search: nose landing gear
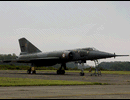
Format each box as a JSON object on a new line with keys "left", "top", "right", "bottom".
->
{"left": 91, "top": 60, "right": 102, "bottom": 76}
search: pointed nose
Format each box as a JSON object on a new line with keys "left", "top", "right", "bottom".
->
{"left": 89, "top": 51, "right": 116, "bottom": 60}
{"left": 87, "top": 50, "right": 129, "bottom": 60}
{"left": 97, "top": 51, "right": 115, "bottom": 58}
{"left": 100, "top": 52, "right": 129, "bottom": 58}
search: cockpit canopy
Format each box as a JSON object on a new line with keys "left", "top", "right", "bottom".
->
{"left": 81, "top": 47, "right": 98, "bottom": 51}
{"left": 70, "top": 47, "right": 98, "bottom": 52}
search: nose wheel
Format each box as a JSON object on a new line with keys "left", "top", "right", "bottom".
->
{"left": 91, "top": 60, "right": 102, "bottom": 76}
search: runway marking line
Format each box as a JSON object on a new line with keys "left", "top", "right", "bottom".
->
{"left": 2, "top": 92, "right": 130, "bottom": 99}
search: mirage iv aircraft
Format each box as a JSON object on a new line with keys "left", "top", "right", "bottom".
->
{"left": 3, "top": 37, "right": 129, "bottom": 76}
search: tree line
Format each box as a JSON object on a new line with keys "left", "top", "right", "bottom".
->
{"left": 0, "top": 53, "right": 17, "bottom": 60}
{"left": 98, "top": 61, "right": 130, "bottom": 71}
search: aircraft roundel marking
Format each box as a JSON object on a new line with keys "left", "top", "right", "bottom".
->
{"left": 62, "top": 53, "right": 66, "bottom": 58}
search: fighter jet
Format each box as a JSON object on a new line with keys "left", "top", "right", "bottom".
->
{"left": 3, "top": 37, "right": 129, "bottom": 76}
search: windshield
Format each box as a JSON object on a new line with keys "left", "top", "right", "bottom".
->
{"left": 82, "top": 47, "right": 98, "bottom": 51}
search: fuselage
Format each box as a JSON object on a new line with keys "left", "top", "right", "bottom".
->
{"left": 17, "top": 47, "right": 115, "bottom": 66}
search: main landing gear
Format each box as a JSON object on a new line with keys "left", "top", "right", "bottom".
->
{"left": 80, "top": 63, "right": 85, "bottom": 76}
{"left": 57, "top": 63, "right": 66, "bottom": 75}
{"left": 27, "top": 63, "right": 36, "bottom": 74}
{"left": 75, "top": 61, "right": 85, "bottom": 76}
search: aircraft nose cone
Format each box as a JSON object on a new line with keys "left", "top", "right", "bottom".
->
{"left": 89, "top": 51, "right": 116, "bottom": 59}
{"left": 88, "top": 50, "right": 129, "bottom": 60}
{"left": 100, "top": 51, "right": 115, "bottom": 57}
{"left": 97, "top": 51, "right": 129, "bottom": 59}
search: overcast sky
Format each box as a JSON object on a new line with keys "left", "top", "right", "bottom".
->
{"left": 0, "top": 1, "right": 130, "bottom": 66}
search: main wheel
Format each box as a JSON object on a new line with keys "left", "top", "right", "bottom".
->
{"left": 61, "top": 70, "right": 65, "bottom": 74}
{"left": 57, "top": 70, "right": 60, "bottom": 74}
{"left": 80, "top": 72, "right": 84, "bottom": 76}
{"left": 27, "top": 69, "right": 31, "bottom": 74}
{"left": 57, "top": 70, "right": 65, "bottom": 75}
{"left": 30, "top": 70, "right": 36, "bottom": 74}
{"left": 33, "top": 70, "right": 36, "bottom": 74}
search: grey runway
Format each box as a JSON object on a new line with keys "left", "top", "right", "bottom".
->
{"left": 0, "top": 70, "right": 130, "bottom": 85}
{"left": 1, "top": 85, "right": 130, "bottom": 99}
{"left": 0, "top": 70, "right": 130, "bottom": 99}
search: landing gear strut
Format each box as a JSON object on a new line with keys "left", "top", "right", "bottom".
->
{"left": 57, "top": 63, "right": 66, "bottom": 75}
{"left": 91, "top": 60, "right": 101, "bottom": 76}
{"left": 27, "top": 63, "right": 36, "bottom": 74}
{"left": 80, "top": 63, "right": 85, "bottom": 76}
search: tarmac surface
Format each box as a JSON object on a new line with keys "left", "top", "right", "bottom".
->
{"left": 0, "top": 70, "right": 130, "bottom": 99}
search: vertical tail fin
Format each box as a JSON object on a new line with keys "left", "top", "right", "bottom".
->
{"left": 19, "top": 37, "right": 41, "bottom": 55}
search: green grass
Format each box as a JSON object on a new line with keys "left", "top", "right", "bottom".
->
{"left": 0, "top": 77, "right": 108, "bottom": 87}
{"left": 101, "top": 71, "right": 130, "bottom": 74}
